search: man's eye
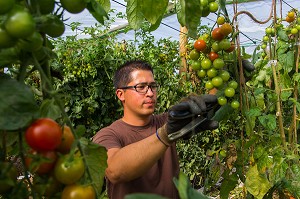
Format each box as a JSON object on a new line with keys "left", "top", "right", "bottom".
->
{"left": 136, "top": 85, "right": 146, "bottom": 89}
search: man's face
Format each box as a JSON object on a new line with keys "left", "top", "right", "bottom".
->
{"left": 117, "top": 70, "right": 157, "bottom": 118}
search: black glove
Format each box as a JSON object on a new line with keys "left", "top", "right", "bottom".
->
{"left": 157, "top": 94, "right": 219, "bottom": 146}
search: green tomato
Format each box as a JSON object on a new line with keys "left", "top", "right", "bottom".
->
{"left": 205, "top": 80, "right": 214, "bottom": 90}
{"left": 60, "top": 0, "right": 87, "bottom": 14}
{"left": 211, "top": 41, "right": 220, "bottom": 52}
{"left": 211, "top": 76, "right": 223, "bottom": 87}
{"left": 228, "top": 80, "right": 238, "bottom": 89}
{"left": 224, "top": 87, "right": 235, "bottom": 97}
{"left": 219, "top": 39, "right": 231, "bottom": 50}
{"left": 209, "top": 2, "right": 219, "bottom": 12}
{"left": 189, "top": 49, "right": 200, "bottom": 60}
{"left": 54, "top": 154, "right": 85, "bottom": 185}
{"left": 4, "top": 6, "right": 36, "bottom": 39}
{"left": 201, "top": 58, "right": 212, "bottom": 70}
{"left": 206, "top": 68, "right": 218, "bottom": 78}
{"left": 0, "top": 27, "right": 16, "bottom": 48}
{"left": 231, "top": 100, "right": 240, "bottom": 109}
{"left": 213, "top": 58, "right": 225, "bottom": 69}
{"left": 191, "top": 60, "right": 201, "bottom": 70}
{"left": 19, "top": 32, "right": 44, "bottom": 52}
{"left": 218, "top": 96, "right": 227, "bottom": 105}
{"left": 219, "top": 70, "right": 230, "bottom": 82}
{"left": 197, "top": 69, "right": 206, "bottom": 78}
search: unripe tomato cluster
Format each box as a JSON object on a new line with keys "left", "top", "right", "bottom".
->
{"left": 259, "top": 10, "right": 300, "bottom": 59}
{"left": 0, "top": 0, "right": 87, "bottom": 60}
{"left": 188, "top": 18, "right": 240, "bottom": 109}
{"left": 24, "top": 118, "right": 95, "bottom": 198}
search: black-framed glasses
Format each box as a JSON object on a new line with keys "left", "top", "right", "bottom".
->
{"left": 118, "top": 83, "right": 160, "bottom": 94}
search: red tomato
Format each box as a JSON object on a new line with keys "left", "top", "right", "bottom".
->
{"left": 25, "top": 118, "right": 62, "bottom": 151}
{"left": 208, "top": 52, "right": 219, "bottom": 61}
{"left": 194, "top": 39, "right": 206, "bottom": 52}
{"left": 25, "top": 150, "right": 57, "bottom": 175}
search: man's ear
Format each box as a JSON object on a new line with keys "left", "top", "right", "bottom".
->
{"left": 116, "top": 89, "right": 125, "bottom": 102}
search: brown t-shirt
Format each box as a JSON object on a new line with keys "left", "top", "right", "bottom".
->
{"left": 93, "top": 113, "right": 180, "bottom": 199}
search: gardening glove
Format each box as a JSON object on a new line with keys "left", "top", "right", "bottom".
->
{"left": 157, "top": 94, "right": 219, "bottom": 146}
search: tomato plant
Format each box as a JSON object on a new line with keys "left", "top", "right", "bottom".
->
{"left": 54, "top": 154, "right": 85, "bottom": 185}
{"left": 0, "top": 162, "right": 18, "bottom": 194}
{"left": 19, "top": 32, "right": 44, "bottom": 52}
{"left": 61, "top": 184, "right": 96, "bottom": 199}
{"left": 25, "top": 118, "right": 62, "bottom": 151}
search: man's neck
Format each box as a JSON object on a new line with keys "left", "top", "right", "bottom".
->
{"left": 122, "top": 114, "right": 152, "bottom": 126}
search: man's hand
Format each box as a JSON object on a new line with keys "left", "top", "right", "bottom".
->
{"left": 157, "top": 94, "right": 219, "bottom": 146}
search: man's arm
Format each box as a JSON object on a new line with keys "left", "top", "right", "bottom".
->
{"left": 105, "top": 133, "right": 168, "bottom": 184}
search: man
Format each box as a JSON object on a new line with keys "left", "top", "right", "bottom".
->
{"left": 93, "top": 60, "right": 218, "bottom": 199}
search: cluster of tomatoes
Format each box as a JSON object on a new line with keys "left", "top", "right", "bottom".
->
{"left": 24, "top": 118, "right": 95, "bottom": 198}
{"left": 189, "top": 16, "right": 240, "bottom": 109}
{"left": 0, "top": 0, "right": 86, "bottom": 59}
{"left": 258, "top": 10, "right": 300, "bottom": 60}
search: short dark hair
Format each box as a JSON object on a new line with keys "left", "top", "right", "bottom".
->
{"left": 113, "top": 60, "right": 154, "bottom": 89}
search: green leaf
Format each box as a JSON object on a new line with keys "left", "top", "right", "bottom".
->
{"left": 220, "top": 171, "right": 238, "bottom": 199}
{"left": 258, "top": 114, "right": 276, "bottom": 130}
{"left": 80, "top": 138, "right": 107, "bottom": 197}
{"left": 185, "top": 0, "right": 202, "bottom": 38}
{"left": 126, "top": 0, "right": 144, "bottom": 30}
{"left": 140, "top": 0, "right": 168, "bottom": 25}
{"left": 173, "top": 171, "right": 210, "bottom": 199}
{"left": 176, "top": 0, "right": 185, "bottom": 26}
{"left": 95, "top": 0, "right": 111, "bottom": 13}
{"left": 149, "top": 15, "right": 163, "bottom": 31}
{"left": 125, "top": 194, "right": 169, "bottom": 199}
{"left": 0, "top": 74, "right": 39, "bottom": 131}
{"left": 87, "top": 0, "right": 109, "bottom": 24}
{"left": 219, "top": 0, "right": 228, "bottom": 17}
{"left": 212, "top": 104, "right": 234, "bottom": 122}
{"left": 278, "top": 51, "right": 294, "bottom": 73}
{"left": 39, "top": 98, "right": 61, "bottom": 120}
{"left": 245, "top": 165, "right": 272, "bottom": 199}
{"left": 277, "top": 28, "right": 289, "bottom": 42}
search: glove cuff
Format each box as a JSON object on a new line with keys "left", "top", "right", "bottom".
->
{"left": 157, "top": 125, "right": 172, "bottom": 147}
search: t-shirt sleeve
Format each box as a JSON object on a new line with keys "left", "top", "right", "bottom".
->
{"left": 92, "top": 127, "right": 122, "bottom": 150}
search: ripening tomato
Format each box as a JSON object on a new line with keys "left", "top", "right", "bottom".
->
{"left": 208, "top": 51, "right": 219, "bottom": 61}
{"left": 220, "top": 23, "right": 233, "bottom": 36}
{"left": 194, "top": 39, "right": 207, "bottom": 52}
{"left": 54, "top": 154, "right": 85, "bottom": 185}
{"left": 211, "top": 27, "right": 224, "bottom": 41}
{"left": 25, "top": 150, "right": 57, "bottom": 175}
{"left": 61, "top": 184, "right": 96, "bottom": 199}
{"left": 57, "top": 125, "right": 75, "bottom": 154}
{"left": 25, "top": 118, "right": 62, "bottom": 151}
